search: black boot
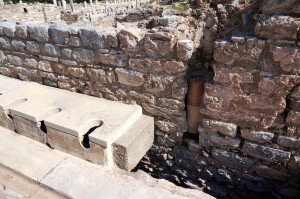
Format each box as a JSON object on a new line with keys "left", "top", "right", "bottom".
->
{"left": 183, "top": 131, "right": 199, "bottom": 143}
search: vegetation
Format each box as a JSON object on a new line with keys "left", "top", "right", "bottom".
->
{"left": 149, "top": 0, "right": 155, "bottom": 4}
{"left": 171, "top": 2, "right": 190, "bottom": 13}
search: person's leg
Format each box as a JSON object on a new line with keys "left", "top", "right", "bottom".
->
{"left": 183, "top": 78, "right": 205, "bottom": 143}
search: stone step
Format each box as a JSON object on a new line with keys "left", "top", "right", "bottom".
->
{"left": 0, "top": 75, "right": 153, "bottom": 169}
{"left": 0, "top": 126, "right": 215, "bottom": 199}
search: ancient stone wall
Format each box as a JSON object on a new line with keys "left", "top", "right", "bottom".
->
{"left": 0, "top": 20, "right": 197, "bottom": 149}
{"left": 0, "top": 0, "right": 299, "bottom": 198}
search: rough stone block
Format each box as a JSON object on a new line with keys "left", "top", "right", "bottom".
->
{"left": 0, "top": 50, "right": 6, "bottom": 63}
{"left": 129, "top": 58, "right": 162, "bottom": 72}
{"left": 163, "top": 61, "right": 187, "bottom": 74}
{"left": 241, "top": 129, "right": 274, "bottom": 143}
{"left": 286, "top": 111, "right": 300, "bottom": 126}
{"left": 50, "top": 26, "right": 70, "bottom": 45}
{"left": 47, "top": 127, "right": 106, "bottom": 165}
{"left": 212, "top": 148, "right": 254, "bottom": 168}
{"left": 271, "top": 45, "right": 300, "bottom": 74}
{"left": 41, "top": 44, "right": 62, "bottom": 57}
{"left": 113, "top": 115, "right": 154, "bottom": 171}
{"left": 2, "top": 23, "right": 15, "bottom": 37}
{"left": 277, "top": 136, "right": 300, "bottom": 148}
{"left": 242, "top": 141, "right": 291, "bottom": 163}
{"left": 255, "top": 16, "right": 300, "bottom": 41}
{"left": 144, "top": 75, "right": 174, "bottom": 93}
{"left": 210, "top": 134, "right": 241, "bottom": 149}
{"left": 203, "top": 119, "right": 237, "bottom": 137}
{"left": 13, "top": 115, "right": 46, "bottom": 144}
{"left": 27, "top": 25, "right": 49, "bottom": 42}
{"left": 256, "top": 165, "right": 289, "bottom": 181}
{"left": 15, "top": 25, "right": 28, "bottom": 39}
{"left": 0, "top": 37, "right": 11, "bottom": 50}
{"left": 69, "top": 36, "right": 82, "bottom": 47}
{"left": 176, "top": 39, "right": 194, "bottom": 60}
{"left": 11, "top": 40, "right": 25, "bottom": 52}
{"left": 72, "top": 48, "right": 95, "bottom": 64}
{"left": 115, "top": 68, "right": 144, "bottom": 87}
{"left": 7, "top": 55, "right": 23, "bottom": 66}
{"left": 144, "top": 32, "right": 174, "bottom": 57}
{"left": 79, "top": 29, "right": 106, "bottom": 49}
{"left": 97, "top": 54, "right": 128, "bottom": 67}
{"left": 26, "top": 41, "right": 40, "bottom": 54}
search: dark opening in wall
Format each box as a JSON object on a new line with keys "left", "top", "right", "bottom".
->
{"left": 23, "top": 8, "right": 28, "bottom": 13}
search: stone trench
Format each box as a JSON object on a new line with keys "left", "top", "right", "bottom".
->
{"left": 0, "top": 0, "right": 300, "bottom": 198}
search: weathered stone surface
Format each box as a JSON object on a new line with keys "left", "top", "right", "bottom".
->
{"left": 50, "top": 26, "right": 70, "bottom": 45}
{"left": 15, "top": 25, "right": 27, "bottom": 39}
{"left": 128, "top": 91, "right": 155, "bottom": 104}
{"left": 142, "top": 103, "right": 186, "bottom": 119}
{"left": 0, "top": 50, "right": 6, "bottom": 63}
{"left": 0, "top": 37, "right": 11, "bottom": 50}
{"left": 7, "top": 55, "right": 23, "bottom": 66}
{"left": 115, "top": 68, "right": 144, "bottom": 87}
{"left": 72, "top": 48, "right": 95, "bottom": 64}
{"left": 13, "top": 115, "right": 46, "bottom": 144}
{"left": 214, "top": 39, "right": 264, "bottom": 65}
{"left": 172, "top": 77, "right": 187, "bottom": 100}
{"left": 241, "top": 129, "right": 274, "bottom": 143}
{"left": 1, "top": 23, "right": 15, "bottom": 37}
{"left": 256, "top": 165, "right": 289, "bottom": 181}
{"left": 144, "top": 75, "right": 173, "bottom": 93}
{"left": 277, "top": 136, "right": 300, "bottom": 148}
{"left": 158, "top": 16, "right": 180, "bottom": 28}
{"left": 155, "top": 120, "right": 177, "bottom": 133}
{"left": 24, "top": 58, "right": 38, "bottom": 69}
{"left": 212, "top": 148, "right": 254, "bottom": 168}
{"left": 69, "top": 36, "right": 82, "bottom": 47}
{"left": 203, "top": 119, "right": 237, "bottom": 137}
{"left": 11, "top": 40, "right": 25, "bottom": 52}
{"left": 68, "top": 67, "right": 85, "bottom": 78}
{"left": 62, "top": 48, "right": 73, "bottom": 59}
{"left": 144, "top": 32, "right": 175, "bottom": 57}
{"left": 255, "top": 16, "right": 300, "bottom": 41}
{"left": 129, "top": 58, "right": 162, "bottom": 72}
{"left": 163, "top": 61, "right": 187, "bottom": 75}
{"left": 26, "top": 41, "right": 40, "bottom": 54}
{"left": 118, "top": 29, "right": 142, "bottom": 53}
{"left": 113, "top": 115, "right": 154, "bottom": 171}
{"left": 261, "top": 0, "right": 300, "bottom": 14}
{"left": 0, "top": 110, "right": 14, "bottom": 131}
{"left": 41, "top": 44, "right": 62, "bottom": 57}
{"left": 271, "top": 45, "right": 300, "bottom": 74}
{"left": 79, "top": 29, "right": 106, "bottom": 49}
{"left": 97, "top": 54, "right": 128, "bottom": 67}
{"left": 210, "top": 134, "right": 241, "bottom": 149}
{"left": 158, "top": 98, "right": 185, "bottom": 110}
{"left": 258, "top": 78, "right": 276, "bottom": 95}
{"left": 27, "top": 25, "right": 49, "bottom": 42}
{"left": 86, "top": 68, "right": 107, "bottom": 83}
{"left": 38, "top": 61, "right": 53, "bottom": 72}
{"left": 213, "top": 67, "right": 253, "bottom": 84}
{"left": 47, "top": 127, "right": 106, "bottom": 165}
{"left": 286, "top": 111, "right": 300, "bottom": 125}
{"left": 203, "top": 77, "right": 299, "bottom": 129}
{"left": 177, "top": 40, "right": 194, "bottom": 60}
{"left": 242, "top": 141, "right": 291, "bottom": 163}
{"left": 59, "top": 59, "right": 77, "bottom": 66}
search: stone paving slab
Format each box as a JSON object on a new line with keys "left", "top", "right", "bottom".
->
{"left": 0, "top": 126, "right": 67, "bottom": 182}
{"left": 0, "top": 76, "right": 27, "bottom": 95}
{"left": 0, "top": 126, "right": 215, "bottom": 199}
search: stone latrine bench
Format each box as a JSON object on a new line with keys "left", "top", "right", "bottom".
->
{"left": 0, "top": 75, "right": 154, "bottom": 171}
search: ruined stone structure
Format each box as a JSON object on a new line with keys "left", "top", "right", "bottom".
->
{"left": 0, "top": 0, "right": 299, "bottom": 198}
